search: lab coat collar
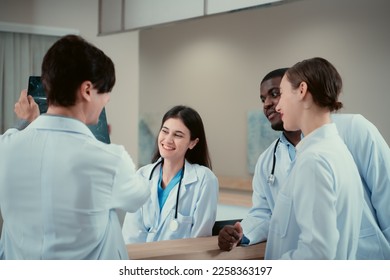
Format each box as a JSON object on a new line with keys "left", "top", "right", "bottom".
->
{"left": 182, "top": 160, "right": 198, "bottom": 186}
{"left": 28, "top": 114, "right": 96, "bottom": 140}
{"left": 279, "top": 132, "right": 293, "bottom": 146}
{"left": 146, "top": 157, "right": 198, "bottom": 186}
{"left": 296, "top": 123, "right": 338, "bottom": 152}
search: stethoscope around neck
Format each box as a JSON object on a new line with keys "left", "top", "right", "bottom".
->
{"left": 267, "top": 138, "right": 280, "bottom": 186}
{"left": 148, "top": 159, "right": 185, "bottom": 232}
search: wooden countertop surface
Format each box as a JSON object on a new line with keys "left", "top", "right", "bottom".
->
{"left": 127, "top": 236, "right": 265, "bottom": 260}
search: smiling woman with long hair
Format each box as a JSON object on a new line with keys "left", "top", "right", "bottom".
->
{"left": 122, "top": 105, "right": 219, "bottom": 243}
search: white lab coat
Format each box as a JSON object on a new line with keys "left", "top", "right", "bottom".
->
{"left": 240, "top": 133, "right": 293, "bottom": 244}
{"left": 0, "top": 115, "right": 150, "bottom": 259}
{"left": 122, "top": 158, "right": 219, "bottom": 244}
{"left": 332, "top": 114, "right": 390, "bottom": 259}
{"left": 241, "top": 114, "right": 390, "bottom": 259}
{"left": 265, "top": 123, "right": 363, "bottom": 259}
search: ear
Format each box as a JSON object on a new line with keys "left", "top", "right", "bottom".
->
{"left": 298, "top": 81, "right": 308, "bottom": 101}
{"left": 189, "top": 138, "right": 199, "bottom": 150}
{"left": 79, "top": 81, "right": 93, "bottom": 102}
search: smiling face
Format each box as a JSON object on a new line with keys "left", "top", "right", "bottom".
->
{"left": 276, "top": 75, "right": 303, "bottom": 132}
{"left": 158, "top": 117, "right": 198, "bottom": 163}
{"left": 260, "top": 77, "right": 284, "bottom": 131}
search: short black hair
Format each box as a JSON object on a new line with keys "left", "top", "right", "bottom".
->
{"left": 261, "top": 68, "right": 289, "bottom": 85}
{"left": 41, "top": 35, "right": 115, "bottom": 107}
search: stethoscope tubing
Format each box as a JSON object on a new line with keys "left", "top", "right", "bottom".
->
{"left": 268, "top": 138, "right": 280, "bottom": 186}
{"left": 149, "top": 159, "right": 184, "bottom": 220}
{"left": 271, "top": 138, "right": 280, "bottom": 176}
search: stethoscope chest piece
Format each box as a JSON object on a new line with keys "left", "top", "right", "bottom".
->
{"left": 169, "top": 219, "right": 179, "bottom": 232}
{"left": 267, "top": 174, "right": 275, "bottom": 185}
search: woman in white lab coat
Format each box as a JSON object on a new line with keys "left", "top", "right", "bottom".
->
{"left": 122, "top": 105, "right": 219, "bottom": 243}
{"left": 266, "top": 57, "right": 365, "bottom": 259}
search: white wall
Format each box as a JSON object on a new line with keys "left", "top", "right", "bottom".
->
{"left": 1, "top": 0, "right": 389, "bottom": 178}
{"left": 139, "top": 0, "right": 390, "bottom": 178}
{"left": 1, "top": 0, "right": 389, "bottom": 232}
{"left": 0, "top": 0, "right": 140, "bottom": 163}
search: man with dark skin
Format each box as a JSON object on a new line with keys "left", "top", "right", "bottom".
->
{"left": 218, "top": 68, "right": 301, "bottom": 251}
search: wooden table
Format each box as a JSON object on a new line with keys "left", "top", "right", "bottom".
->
{"left": 127, "top": 236, "right": 266, "bottom": 260}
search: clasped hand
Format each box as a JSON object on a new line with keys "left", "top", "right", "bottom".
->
{"left": 218, "top": 221, "right": 243, "bottom": 251}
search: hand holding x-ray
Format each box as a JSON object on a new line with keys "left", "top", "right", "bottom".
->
{"left": 14, "top": 89, "right": 39, "bottom": 122}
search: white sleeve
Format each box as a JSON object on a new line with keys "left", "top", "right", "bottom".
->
{"left": 240, "top": 153, "right": 272, "bottom": 244}
{"left": 190, "top": 170, "right": 219, "bottom": 238}
{"left": 350, "top": 115, "right": 390, "bottom": 242}
{"left": 121, "top": 209, "right": 148, "bottom": 244}
{"left": 111, "top": 151, "right": 150, "bottom": 212}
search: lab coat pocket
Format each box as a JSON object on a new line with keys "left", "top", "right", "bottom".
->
{"left": 356, "top": 226, "right": 385, "bottom": 260}
{"left": 169, "top": 213, "right": 193, "bottom": 238}
{"left": 269, "top": 192, "right": 292, "bottom": 239}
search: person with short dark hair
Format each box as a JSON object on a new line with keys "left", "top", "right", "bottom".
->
{"left": 0, "top": 35, "right": 150, "bottom": 259}
{"left": 218, "top": 68, "right": 301, "bottom": 249}
{"left": 122, "top": 105, "right": 219, "bottom": 243}
{"left": 219, "top": 63, "right": 390, "bottom": 259}
{"left": 265, "top": 57, "right": 362, "bottom": 259}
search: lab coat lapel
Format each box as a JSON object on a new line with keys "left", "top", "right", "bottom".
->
{"left": 149, "top": 177, "right": 160, "bottom": 228}
{"left": 147, "top": 163, "right": 161, "bottom": 229}
{"left": 157, "top": 160, "right": 197, "bottom": 230}
{"left": 158, "top": 184, "right": 179, "bottom": 226}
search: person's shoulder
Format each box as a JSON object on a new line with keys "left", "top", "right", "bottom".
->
{"left": 251, "top": 136, "right": 282, "bottom": 173}
{"left": 332, "top": 113, "right": 370, "bottom": 127}
{"left": 257, "top": 136, "right": 281, "bottom": 160}
{"left": 191, "top": 163, "right": 214, "bottom": 174}
{"left": 333, "top": 113, "right": 380, "bottom": 137}
{"left": 348, "top": 113, "right": 374, "bottom": 127}
{"left": 1, "top": 127, "right": 20, "bottom": 138}
{"left": 88, "top": 141, "right": 137, "bottom": 166}
{"left": 189, "top": 163, "right": 218, "bottom": 181}
{"left": 92, "top": 141, "right": 125, "bottom": 154}
{"left": 137, "top": 163, "right": 154, "bottom": 175}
